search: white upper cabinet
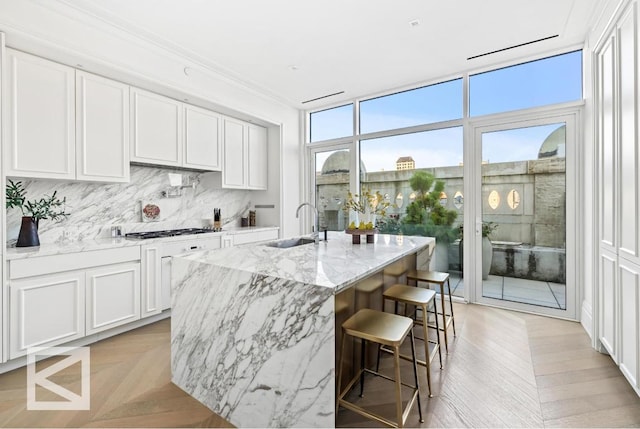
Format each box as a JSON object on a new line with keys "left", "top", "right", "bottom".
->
{"left": 247, "top": 124, "right": 268, "bottom": 190}
{"left": 222, "top": 117, "right": 268, "bottom": 190}
{"left": 223, "top": 117, "right": 247, "bottom": 188}
{"left": 76, "top": 71, "right": 130, "bottom": 182}
{"left": 184, "top": 104, "right": 222, "bottom": 171}
{"left": 5, "top": 48, "right": 76, "bottom": 179}
{"left": 130, "top": 87, "right": 183, "bottom": 167}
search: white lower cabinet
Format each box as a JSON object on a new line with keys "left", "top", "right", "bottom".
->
{"left": 10, "top": 270, "right": 85, "bottom": 359}
{"left": 8, "top": 247, "right": 141, "bottom": 360}
{"left": 86, "top": 262, "right": 140, "bottom": 335}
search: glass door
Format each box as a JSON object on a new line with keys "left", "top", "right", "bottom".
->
{"left": 470, "top": 113, "right": 578, "bottom": 319}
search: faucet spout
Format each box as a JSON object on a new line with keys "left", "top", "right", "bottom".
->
{"left": 295, "top": 202, "right": 320, "bottom": 244}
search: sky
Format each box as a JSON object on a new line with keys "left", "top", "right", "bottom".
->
{"left": 311, "top": 50, "right": 581, "bottom": 172}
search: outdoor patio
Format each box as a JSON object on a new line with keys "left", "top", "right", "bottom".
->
{"left": 448, "top": 272, "right": 566, "bottom": 310}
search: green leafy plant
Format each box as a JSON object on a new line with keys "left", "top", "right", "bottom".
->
{"left": 481, "top": 221, "right": 498, "bottom": 238}
{"left": 6, "top": 179, "right": 69, "bottom": 225}
{"left": 397, "top": 171, "right": 459, "bottom": 243}
{"left": 458, "top": 221, "right": 499, "bottom": 238}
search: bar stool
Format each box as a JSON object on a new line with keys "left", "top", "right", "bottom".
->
{"left": 382, "top": 284, "right": 442, "bottom": 397}
{"left": 336, "top": 309, "right": 423, "bottom": 428}
{"left": 406, "top": 270, "right": 456, "bottom": 352}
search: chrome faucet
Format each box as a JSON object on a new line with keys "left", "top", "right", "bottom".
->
{"left": 296, "top": 202, "right": 320, "bottom": 244}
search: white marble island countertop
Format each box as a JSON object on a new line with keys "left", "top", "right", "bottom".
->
{"left": 171, "top": 231, "right": 434, "bottom": 428}
{"left": 176, "top": 231, "right": 434, "bottom": 293}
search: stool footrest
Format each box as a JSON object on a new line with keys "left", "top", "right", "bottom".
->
{"left": 338, "top": 367, "right": 421, "bottom": 427}
{"left": 379, "top": 343, "right": 441, "bottom": 368}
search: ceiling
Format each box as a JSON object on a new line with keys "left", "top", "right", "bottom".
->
{"left": 13, "top": 0, "right": 605, "bottom": 110}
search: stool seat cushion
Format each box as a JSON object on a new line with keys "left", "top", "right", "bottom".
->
{"left": 342, "top": 309, "right": 413, "bottom": 347}
{"left": 355, "top": 277, "right": 384, "bottom": 293}
{"left": 407, "top": 269, "right": 449, "bottom": 284}
{"left": 383, "top": 284, "right": 437, "bottom": 305}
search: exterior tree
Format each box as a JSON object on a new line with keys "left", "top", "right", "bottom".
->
{"left": 401, "top": 171, "right": 458, "bottom": 243}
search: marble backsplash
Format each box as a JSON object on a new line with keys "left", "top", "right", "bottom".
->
{"left": 6, "top": 165, "right": 252, "bottom": 245}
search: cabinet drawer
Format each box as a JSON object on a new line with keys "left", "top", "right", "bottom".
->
{"left": 161, "top": 236, "right": 221, "bottom": 257}
{"left": 10, "top": 246, "right": 141, "bottom": 279}
{"left": 233, "top": 229, "right": 278, "bottom": 245}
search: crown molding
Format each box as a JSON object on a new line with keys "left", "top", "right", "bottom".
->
{"left": 29, "top": 0, "right": 298, "bottom": 109}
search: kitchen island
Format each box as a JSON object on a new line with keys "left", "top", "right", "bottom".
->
{"left": 171, "top": 231, "right": 434, "bottom": 428}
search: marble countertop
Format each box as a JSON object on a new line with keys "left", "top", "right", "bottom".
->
{"left": 5, "top": 226, "right": 279, "bottom": 260}
{"left": 176, "top": 231, "right": 434, "bottom": 293}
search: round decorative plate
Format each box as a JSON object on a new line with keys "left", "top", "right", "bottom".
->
{"left": 142, "top": 203, "right": 161, "bottom": 221}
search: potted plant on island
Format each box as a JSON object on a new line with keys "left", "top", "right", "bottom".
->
{"left": 343, "top": 188, "right": 390, "bottom": 243}
{"left": 6, "top": 179, "right": 69, "bottom": 247}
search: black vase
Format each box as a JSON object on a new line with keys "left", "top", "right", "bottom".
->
{"left": 17, "top": 216, "right": 40, "bottom": 247}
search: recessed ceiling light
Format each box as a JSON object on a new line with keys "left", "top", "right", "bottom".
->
{"left": 409, "top": 19, "right": 420, "bottom": 27}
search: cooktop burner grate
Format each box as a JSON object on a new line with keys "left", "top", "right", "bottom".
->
{"left": 124, "top": 228, "right": 219, "bottom": 240}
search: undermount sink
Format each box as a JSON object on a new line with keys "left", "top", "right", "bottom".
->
{"left": 265, "top": 237, "right": 316, "bottom": 248}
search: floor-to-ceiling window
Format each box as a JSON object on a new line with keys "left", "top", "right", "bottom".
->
{"left": 306, "top": 50, "right": 583, "bottom": 317}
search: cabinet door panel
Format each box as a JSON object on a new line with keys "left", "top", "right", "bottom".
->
{"left": 248, "top": 125, "right": 268, "bottom": 190}
{"left": 131, "top": 88, "right": 182, "bottom": 166}
{"left": 141, "top": 245, "right": 162, "bottom": 317}
{"left": 76, "top": 71, "right": 130, "bottom": 182}
{"left": 86, "top": 263, "right": 140, "bottom": 335}
{"left": 600, "top": 37, "right": 617, "bottom": 252}
{"left": 10, "top": 271, "right": 85, "bottom": 359}
{"left": 619, "top": 5, "right": 640, "bottom": 264}
{"left": 184, "top": 106, "right": 221, "bottom": 171}
{"left": 600, "top": 251, "right": 617, "bottom": 361}
{"left": 619, "top": 261, "right": 639, "bottom": 387}
{"left": 6, "top": 49, "right": 75, "bottom": 179}
{"left": 223, "top": 118, "right": 246, "bottom": 188}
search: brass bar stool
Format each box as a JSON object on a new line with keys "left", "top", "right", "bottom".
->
{"left": 336, "top": 308, "right": 423, "bottom": 428}
{"left": 406, "top": 269, "right": 456, "bottom": 352}
{"left": 381, "top": 284, "right": 442, "bottom": 397}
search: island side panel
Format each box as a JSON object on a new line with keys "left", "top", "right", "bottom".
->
{"left": 171, "top": 257, "right": 335, "bottom": 428}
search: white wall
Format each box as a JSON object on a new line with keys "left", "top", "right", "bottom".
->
{"left": 0, "top": 0, "right": 302, "bottom": 238}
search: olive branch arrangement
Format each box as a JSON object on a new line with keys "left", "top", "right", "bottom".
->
{"left": 6, "top": 179, "right": 69, "bottom": 225}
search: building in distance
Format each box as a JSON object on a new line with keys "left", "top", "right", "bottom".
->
{"left": 396, "top": 156, "right": 415, "bottom": 170}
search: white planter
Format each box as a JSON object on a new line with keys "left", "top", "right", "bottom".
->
{"left": 482, "top": 236, "right": 493, "bottom": 280}
{"left": 434, "top": 242, "right": 449, "bottom": 273}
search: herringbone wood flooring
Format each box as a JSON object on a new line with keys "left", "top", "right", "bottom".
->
{"left": 0, "top": 319, "right": 231, "bottom": 428}
{"left": 337, "top": 303, "right": 640, "bottom": 427}
{"left": 1, "top": 304, "right": 639, "bottom": 428}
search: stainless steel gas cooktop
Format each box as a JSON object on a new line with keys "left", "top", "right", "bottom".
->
{"left": 124, "top": 228, "right": 220, "bottom": 240}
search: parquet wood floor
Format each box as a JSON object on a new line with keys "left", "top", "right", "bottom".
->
{"left": 1, "top": 304, "right": 638, "bottom": 428}
{"left": 337, "top": 303, "right": 640, "bottom": 428}
{"left": 0, "top": 319, "right": 231, "bottom": 428}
